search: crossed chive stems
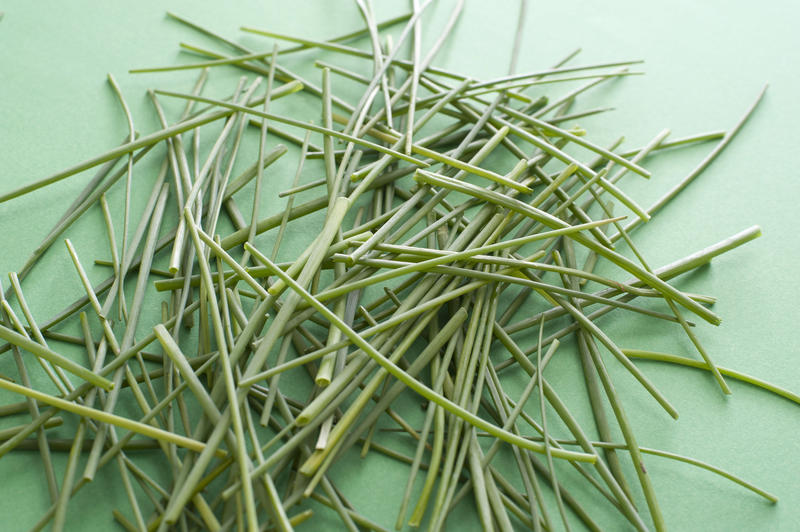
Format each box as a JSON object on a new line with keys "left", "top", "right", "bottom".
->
{"left": 0, "top": 5, "right": 782, "bottom": 532}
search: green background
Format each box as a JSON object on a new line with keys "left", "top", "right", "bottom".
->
{"left": 1, "top": 1, "right": 799, "bottom": 530}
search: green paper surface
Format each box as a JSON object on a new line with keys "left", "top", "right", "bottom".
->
{"left": 0, "top": 1, "right": 798, "bottom": 530}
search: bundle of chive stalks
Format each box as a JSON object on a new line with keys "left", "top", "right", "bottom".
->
{"left": 0, "top": 2, "right": 793, "bottom": 531}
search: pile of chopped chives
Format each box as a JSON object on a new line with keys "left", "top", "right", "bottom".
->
{"left": 0, "top": 4, "right": 788, "bottom": 531}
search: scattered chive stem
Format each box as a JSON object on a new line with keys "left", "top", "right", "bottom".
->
{"left": 0, "top": 9, "right": 780, "bottom": 532}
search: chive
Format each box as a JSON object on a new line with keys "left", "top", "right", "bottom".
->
{"left": 595, "top": 442, "right": 776, "bottom": 503}
{"left": 624, "top": 350, "right": 800, "bottom": 405}
{"left": 0, "top": 82, "right": 302, "bottom": 204}
{"left": 316, "top": 2, "right": 432, "bottom": 137}
{"left": 128, "top": 11, "right": 413, "bottom": 73}
{"left": 107, "top": 73, "right": 136, "bottom": 320}
{"left": 0, "top": 377, "right": 217, "bottom": 454}
{"left": 406, "top": 336, "right": 458, "bottom": 527}
{"left": 594, "top": 195, "right": 731, "bottom": 394}
{"left": 99, "top": 193, "right": 122, "bottom": 295}
{"left": 277, "top": 176, "right": 324, "bottom": 198}
{"left": 0, "top": 418, "right": 62, "bottom": 440}
{"left": 171, "top": 79, "right": 259, "bottom": 275}
{"left": 186, "top": 209, "right": 262, "bottom": 531}
{"left": 500, "top": 104, "right": 651, "bottom": 178}
{"left": 223, "top": 144, "right": 289, "bottom": 201}
{"left": 497, "top": 226, "right": 760, "bottom": 345}
{"left": 560, "top": 240, "right": 637, "bottom": 505}
{"left": 7, "top": 274, "right": 76, "bottom": 394}
{"left": 484, "top": 363, "right": 551, "bottom": 532}
{"left": 321, "top": 66, "right": 338, "bottom": 201}
{"left": 9, "top": 145, "right": 154, "bottom": 295}
{"left": 405, "top": 0, "right": 421, "bottom": 154}
{"left": 64, "top": 239, "right": 121, "bottom": 354}
{"left": 84, "top": 183, "right": 171, "bottom": 482}
{"left": 613, "top": 84, "right": 768, "bottom": 241}
{"left": 355, "top": 0, "right": 395, "bottom": 132}
{"left": 181, "top": 41, "right": 356, "bottom": 116}
{"left": 240, "top": 46, "right": 277, "bottom": 274}
{"left": 617, "top": 130, "right": 725, "bottom": 158}
{"left": 0, "top": 323, "right": 113, "bottom": 390}
{"left": 0, "top": 287, "right": 60, "bottom": 505}
{"left": 301, "top": 310, "right": 442, "bottom": 495}
{"left": 304, "top": 309, "right": 467, "bottom": 479}
{"left": 154, "top": 88, "right": 429, "bottom": 167}
{"left": 495, "top": 326, "right": 651, "bottom": 529}
{"left": 0, "top": 14, "right": 778, "bottom": 531}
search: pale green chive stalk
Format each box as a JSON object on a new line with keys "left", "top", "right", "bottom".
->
{"left": 154, "top": 89, "right": 428, "bottom": 167}
{"left": 128, "top": 12, "right": 414, "bottom": 73}
{"left": 0, "top": 324, "right": 112, "bottom": 391}
{"left": 0, "top": 377, "right": 216, "bottom": 454}
{"left": 184, "top": 208, "right": 262, "bottom": 531}
{"left": 612, "top": 84, "right": 768, "bottom": 241}
{"left": 106, "top": 74, "right": 136, "bottom": 321}
{"left": 0, "top": 286, "right": 60, "bottom": 504}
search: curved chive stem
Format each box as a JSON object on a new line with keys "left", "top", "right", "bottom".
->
{"left": 613, "top": 84, "right": 768, "bottom": 241}
{"left": 107, "top": 73, "right": 136, "bottom": 320}
{"left": 624, "top": 350, "right": 800, "bottom": 406}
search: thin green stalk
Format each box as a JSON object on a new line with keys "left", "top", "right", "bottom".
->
{"left": 624, "top": 350, "right": 800, "bottom": 405}
{"left": 584, "top": 336, "right": 666, "bottom": 531}
{"left": 0, "top": 289, "right": 60, "bottom": 504}
{"left": 132, "top": 11, "right": 413, "bottom": 73}
{"left": 241, "top": 44, "right": 278, "bottom": 272}
{"left": 0, "top": 377, "right": 217, "bottom": 455}
{"left": 7, "top": 274, "right": 76, "bottom": 394}
{"left": 613, "top": 84, "right": 767, "bottom": 240}
{"left": 107, "top": 73, "right": 136, "bottom": 320}
{"left": 184, "top": 209, "right": 264, "bottom": 532}
{"left": 559, "top": 241, "right": 637, "bottom": 505}
{"left": 535, "top": 317, "right": 571, "bottom": 532}
{"left": 0, "top": 82, "right": 302, "bottom": 204}
{"left": 593, "top": 192, "right": 731, "bottom": 394}
{"left": 397, "top": 333, "right": 457, "bottom": 528}
{"left": 154, "top": 89, "right": 428, "bottom": 167}
{"left": 0, "top": 324, "right": 112, "bottom": 390}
